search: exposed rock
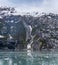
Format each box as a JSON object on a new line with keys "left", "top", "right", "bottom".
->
{"left": 0, "top": 7, "right": 58, "bottom": 51}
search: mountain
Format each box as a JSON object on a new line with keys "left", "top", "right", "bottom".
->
{"left": 0, "top": 7, "right": 58, "bottom": 51}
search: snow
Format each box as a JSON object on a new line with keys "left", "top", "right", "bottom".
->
{"left": 0, "top": 16, "right": 2, "bottom": 19}
{"left": 0, "top": 7, "right": 50, "bottom": 17}
{"left": 9, "top": 34, "right": 13, "bottom": 39}
{"left": 11, "top": 20, "right": 14, "bottom": 23}
{"left": 27, "top": 44, "right": 31, "bottom": 50}
{"left": 0, "top": 35, "right": 4, "bottom": 38}
{"left": 47, "top": 16, "right": 51, "bottom": 19}
{"left": 28, "top": 25, "right": 32, "bottom": 32}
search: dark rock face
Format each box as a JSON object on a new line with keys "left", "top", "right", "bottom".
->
{"left": 0, "top": 7, "right": 58, "bottom": 51}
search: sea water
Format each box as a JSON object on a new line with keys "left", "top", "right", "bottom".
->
{"left": 0, "top": 50, "right": 58, "bottom": 65}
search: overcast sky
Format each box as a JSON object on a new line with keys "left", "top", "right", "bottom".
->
{"left": 0, "top": 0, "right": 58, "bottom": 13}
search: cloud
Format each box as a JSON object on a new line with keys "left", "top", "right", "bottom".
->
{"left": 41, "top": 0, "right": 58, "bottom": 13}
{"left": 0, "top": 0, "right": 14, "bottom": 7}
{"left": 15, "top": 0, "right": 58, "bottom": 14}
{"left": 0, "top": 0, "right": 58, "bottom": 13}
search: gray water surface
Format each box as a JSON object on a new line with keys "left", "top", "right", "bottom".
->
{"left": 0, "top": 50, "right": 58, "bottom": 65}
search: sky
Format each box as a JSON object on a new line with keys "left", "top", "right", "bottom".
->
{"left": 0, "top": 0, "right": 58, "bottom": 13}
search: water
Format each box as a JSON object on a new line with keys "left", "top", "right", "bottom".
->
{"left": 0, "top": 50, "right": 58, "bottom": 65}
